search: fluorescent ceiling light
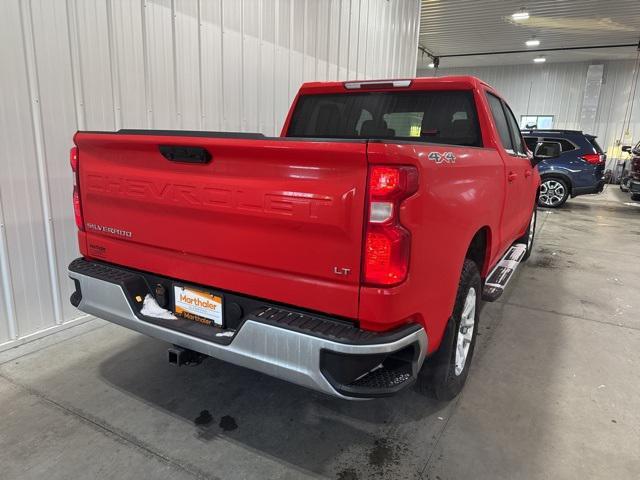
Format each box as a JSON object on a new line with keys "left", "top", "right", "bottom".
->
{"left": 533, "top": 56, "right": 546, "bottom": 63}
{"left": 526, "top": 39, "right": 540, "bottom": 47}
{"left": 512, "top": 11, "right": 530, "bottom": 21}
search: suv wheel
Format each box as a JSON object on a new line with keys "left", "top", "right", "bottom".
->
{"left": 417, "top": 259, "right": 481, "bottom": 401}
{"left": 631, "top": 193, "right": 640, "bottom": 201}
{"left": 539, "top": 177, "right": 569, "bottom": 208}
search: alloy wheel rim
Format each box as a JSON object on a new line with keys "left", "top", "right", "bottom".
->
{"left": 455, "top": 287, "right": 476, "bottom": 376}
{"left": 539, "top": 180, "right": 565, "bottom": 206}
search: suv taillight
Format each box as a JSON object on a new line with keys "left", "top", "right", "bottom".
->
{"left": 70, "top": 146, "right": 84, "bottom": 231}
{"left": 363, "top": 165, "right": 418, "bottom": 286}
{"left": 580, "top": 153, "right": 604, "bottom": 165}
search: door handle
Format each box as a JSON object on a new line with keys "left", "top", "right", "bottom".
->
{"left": 508, "top": 172, "right": 518, "bottom": 182}
{"left": 524, "top": 169, "right": 532, "bottom": 178}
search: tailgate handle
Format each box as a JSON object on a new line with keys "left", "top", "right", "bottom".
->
{"left": 159, "top": 145, "right": 211, "bottom": 164}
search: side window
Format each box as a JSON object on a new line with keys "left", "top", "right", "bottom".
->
{"left": 542, "top": 138, "right": 575, "bottom": 153}
{"left": 486, "top": 93, "right": 514, "bottom": 153}
{"left": 503, "top": 103, "right": 526, "bottom": 155}
{"left": 524, "top": 136, "right": 538, "bottom": 152}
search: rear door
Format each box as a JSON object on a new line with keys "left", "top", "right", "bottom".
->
{"left": 74, "top": 132, "right": 368, "bottom": 319}
{"left": 485, "top": 93, "right": 532, "bottom": 247}
{"left": 503, "top": 102, "right": 537, "bottom": 215}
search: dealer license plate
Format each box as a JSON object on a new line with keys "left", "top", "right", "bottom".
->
{"left": 173, "top": 285, "right": 223, "bottom": 327}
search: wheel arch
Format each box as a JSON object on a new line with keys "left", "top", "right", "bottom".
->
{"left": 540, "top": 172, "right": 573, "bottom": 194}
{"left": 465, "top": 226, "right": 492, "bottom": 278}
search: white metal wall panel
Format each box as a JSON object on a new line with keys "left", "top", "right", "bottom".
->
{"left": 0, "top": 198, "right": 11, "bottom": 342}
{"left": 418, "top": 60, "right": 640, "bottom": 156}
{"left": 30, "top": 0, "right": 84, "bottom": 324}
{"left": 259, "top": 0, "right": 277, "bottom": 133}
{"left": 242, "top": 0, "right": 260, "bottom": 132}
{"left": 111, "top": 0, "right": 147, "bottom": 128}
{"left": 175, "top": 0, "right": 202, "bottom": 130}
{"left": 0, "top": 0, "right": 56, "bottom": 341}
{"left": 200, "top": 0, "right": 225, "bottom": 131}
{"left": 75, "top": 0, "right": 117, "bottom": 130}
{"left": 0, "top": 0, "right": 420, "bottom": 350}
{"left": 595, "top": 61, "right": 640, "bottom": 154}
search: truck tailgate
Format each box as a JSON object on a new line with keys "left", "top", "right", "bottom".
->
{"left": 74, "top": 132, "right": 368, "bottom": 318}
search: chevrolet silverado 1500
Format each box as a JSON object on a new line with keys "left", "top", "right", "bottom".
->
{"left": 68, "top": 76, "right": 552, "bottom": 400}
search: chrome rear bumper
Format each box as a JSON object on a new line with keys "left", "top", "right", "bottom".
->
{"left": 69, "top": 263, "right": 427, "bottom": 399}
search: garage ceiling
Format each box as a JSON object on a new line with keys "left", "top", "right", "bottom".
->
{"left": 418, "top": 0, "right": 640, "bottom": 68}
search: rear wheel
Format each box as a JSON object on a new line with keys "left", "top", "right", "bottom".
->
{"left": 417, "top": 260, "right": 481, "bottom": 401}
{"left": 538, "top": 177, "right": 569, "bottom": 208}
{"left": 632, "top": 193, "right": 640, "bottom": 201}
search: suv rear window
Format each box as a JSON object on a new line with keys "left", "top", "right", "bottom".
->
{"left": 287, "top": 90, "right": 482, "bottom": 147}
{"left": 586, "top": 135, "right": 604, "bottom": 154}
{"left": 542, "top": 138, "right": 577, "bottom": 153}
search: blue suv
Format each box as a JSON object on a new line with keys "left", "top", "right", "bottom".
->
{"left": 522, "top": 129, "right": 606, "bottom": 208}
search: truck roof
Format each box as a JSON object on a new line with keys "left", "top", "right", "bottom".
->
{"left": 521, "top": 129, "right": 598, "bottom": 139}
{"left": 298, "top": 76, "right": 494, "bottom": 95}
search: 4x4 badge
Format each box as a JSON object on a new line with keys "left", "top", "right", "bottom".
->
{"left": 428, "top": 152, "right": 456, "bottom": 164}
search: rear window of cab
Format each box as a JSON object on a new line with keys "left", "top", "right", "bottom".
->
{"left": 286, "top": 90, "right": 482, "bottom": 147}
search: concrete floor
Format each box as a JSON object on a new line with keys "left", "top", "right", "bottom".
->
{"left": 1, "top": 187, "right": 639, "bottom": 480}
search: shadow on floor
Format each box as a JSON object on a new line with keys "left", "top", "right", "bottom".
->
{"left": 98, "top": 335, "right": 447, "bottom": 478}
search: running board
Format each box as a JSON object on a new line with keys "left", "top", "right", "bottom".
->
{"left": 482, "top": 243, "right": 527, "bottom": 302}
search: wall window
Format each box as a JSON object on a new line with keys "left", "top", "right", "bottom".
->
{"left": 520, "top": 115, "right": 554, "bottom": 129}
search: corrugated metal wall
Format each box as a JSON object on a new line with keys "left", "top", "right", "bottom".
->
{"left": 0, "top": 0, "right": 421, "bottom": 350}
{"left": 417, "top": 60, "right": 640, "bottom": 160}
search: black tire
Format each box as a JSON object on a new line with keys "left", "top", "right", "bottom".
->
{"left": 538, "top": 176, "right": 569, "bottom": 208}
{"left": 417, "top": 260, "right": 481, "bottom": 401}
{"left": 631, "top": 193, "right": 640, "bottom": 202}
{"left": 620, "top": 180, "right": 629, "bottom": 192}
{"left": 517, "top": 206, "right": 537, "bottom": 262}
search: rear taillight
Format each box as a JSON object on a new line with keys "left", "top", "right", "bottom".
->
{"left": 580, "top": 153, "right": 604, "bottom": 165}
{"left": 70, "top": 146, "right": 84, "bottom": 231}
{"left": 363, "top": 165, "right": 418, "bottom": 286}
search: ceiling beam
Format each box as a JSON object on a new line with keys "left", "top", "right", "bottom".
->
{"left": 423, "top": 43, "right": 639, "bottom": 59}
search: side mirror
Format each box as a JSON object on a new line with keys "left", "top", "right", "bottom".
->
{"left": 622, "top": 145, "right": 632, "bottom": 153}
{"left": 532, "top": 141, "right": 561, "bottom": 165}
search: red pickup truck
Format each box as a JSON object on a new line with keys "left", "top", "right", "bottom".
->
{"left": 68, "top": 76, "right": 549, "bottom": 400}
